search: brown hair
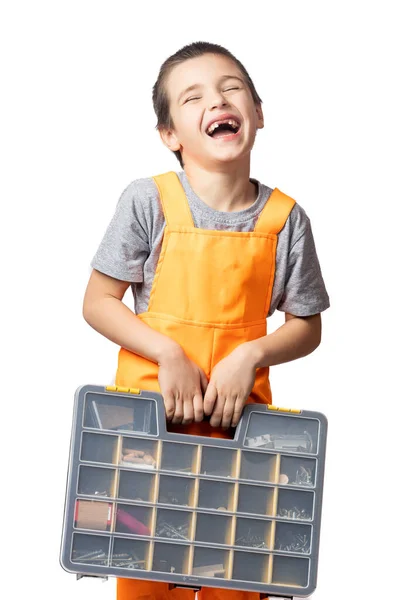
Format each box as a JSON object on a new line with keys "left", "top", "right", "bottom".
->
{"left": 152, "top": 41, "right": 263, "bottom": 168}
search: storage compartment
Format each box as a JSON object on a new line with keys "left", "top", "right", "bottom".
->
{"left": 197, "top": 479, "right": 235, "bottom": 511}
{"left": 111, "top": 538, "right": 150, "bottom": 570}
{"left": 237, "top": 484, "right": 274, "bottom": 517}
{"left": 152, "top": 542, "right": 191, "bottom": 574}
{"left": 158, "top": 474, "right": 196, "bottom": 507}
{"left": 244, "top": 412, "right": 318, "bottom": 454}
{"left": 277, "top": 488, "right": 314, "bottom": 520}
{"left": 272, "top": 555, "right": 309, "bottom": 587}
{"left": 62, "top": 385, "right": 328, "bottom": 594}
{"left": 235, "top": 517, "right": 271, "bottom": 549}
{"left": 77, "top": 465, "right": 117, "bottom": 497}
{"left": 74, "top": 499, "right": 113, "bottom": 532}
{"left": 118, "top": 470, "right": 156, "bottom": 503}
{"left": 120, "top": 438, "right": 158, "bottom": 469}
{"left": 83, "top": 391, "right": 157, "bottom": 434}
{"left": 194, "top": 513, "right": 233, "bottom": 545}
{"left": 279, "top": 457, "right": 316, "bottom": 487}
{"left": 155, "top": 508, "right": 193, "bottom": 541}
{"left": 80, "top": 432, "right": 119, "bottom": 465}
{"left": 115, "top": 504, "right": 153, "bottom": 536}
{"left": 192, "top": 547, "right": 230, "bottom": 578}
{"left": 275, "top": 522, "right": 312, "bottom": 554}
{"left": 232, "top": 551, "right": 269, "bottom": 583}
{"left": 71, "top": 532, "right": 110, "bottom": 565}
{"left": 240, "top": 451, "right": 277, "bottom": 483}
{"left": 160, "top": 441, "right": 198, "bottom": 473}
{"left": 200, "top": 446, "right": 238, "bottom": 478}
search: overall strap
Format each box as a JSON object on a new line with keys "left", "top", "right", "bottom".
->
{"left": 153, "top": 171, "right": 194, "bottom": 228}
{"left": 254, "top": 188, "right": 296, "bottom": 234}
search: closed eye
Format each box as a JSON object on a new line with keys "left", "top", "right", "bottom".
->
{"left": 223, "top": 87, "right": 240, "bottom": 91}
{"left": 185, "top": 96, "right": 201, "bottom": 103}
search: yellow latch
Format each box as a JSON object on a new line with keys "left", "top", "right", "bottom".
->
{"left": 267, "top": 405, "right": 301, "bottom": 414}
{"left": 106, "top": 385, "right": 141, "bottom": 394}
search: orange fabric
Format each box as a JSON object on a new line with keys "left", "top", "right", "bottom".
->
{"left": 115, "top": 171, "right": 295, "bottom": 600}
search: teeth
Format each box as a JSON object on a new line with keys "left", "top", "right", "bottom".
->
{"left": 206, "top": 119, "right": 240, "bottom": 135}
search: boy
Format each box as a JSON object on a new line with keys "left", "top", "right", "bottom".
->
{"left": 83, "top": 42, "right": 329, "bottom": 600}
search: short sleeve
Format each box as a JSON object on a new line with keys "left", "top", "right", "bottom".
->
{"left": 270, "top": 203, "right": 330, "bottom": 317}
{"left": 90, "top": 181, "right": 150, "bottom": 282}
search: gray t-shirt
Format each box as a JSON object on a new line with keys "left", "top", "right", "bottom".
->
{"left": 91, "top": 171, "right": 330, "bottom": 317}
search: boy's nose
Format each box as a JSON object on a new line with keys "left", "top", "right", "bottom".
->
{"left": 208, "top": 93, "right": 229, "bottom": 110}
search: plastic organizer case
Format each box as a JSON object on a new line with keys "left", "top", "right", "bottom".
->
{"left": 60, "top": 385, "right": 328, "bottom": 598}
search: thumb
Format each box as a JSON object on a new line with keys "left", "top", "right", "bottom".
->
{"left": 203, "top": 381, "right": 218, "bottom": 416}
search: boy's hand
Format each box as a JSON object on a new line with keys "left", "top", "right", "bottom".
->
{"left": 158, "top": 346, "right": 208, "bottom": 425}
{"left": 203, "top": 343, "right": 257, "bottom": 429}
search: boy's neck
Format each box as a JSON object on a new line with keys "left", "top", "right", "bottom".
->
{"left": 183, "top": 162, "right": 257, "bottom": 213}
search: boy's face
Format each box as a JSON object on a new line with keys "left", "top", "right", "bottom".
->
{"left": 160, "top": 53, "right": 264, "bottom": 169}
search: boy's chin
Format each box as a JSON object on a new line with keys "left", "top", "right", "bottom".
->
{"left": 183, "top": 145, "right": 251, "bottom": 170}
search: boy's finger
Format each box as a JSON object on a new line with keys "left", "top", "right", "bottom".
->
{"left": 231, "top": 397, "right": 244, "bottom": 427}
{"left": 199, "top": 369, "right": 209, "bottom": 394}
{"left": 182, "top": 394, "right": 194, "bottom": 424}
{"left": 203, "top": 382, "right": 218, "bottom": 415}
{"left": 163, "top": 392, "right": 175, "bottom": 422}
{"left": 221, "top": 397, "right": 236, "bottom": 429}
{"left": 210, "top": 395, "right": 225, "bottom": 427}
{"left": 193, "top": 392, "right": 204, "bottom": 422}
{"left": 172, "top": 395, "right": 183, "bottom": 424}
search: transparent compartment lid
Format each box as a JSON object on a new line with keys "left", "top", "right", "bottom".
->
{"left": 74, "top": 500, "right": 113, "bottom": 532}
{"left": 244, "top": 411, "right": 319, "bottom": 454}
{"left": 83, "top": 391, "right": 157, "bottom": 435}
{"left": 71, "top": 533, "right": 110, "bottom": 565}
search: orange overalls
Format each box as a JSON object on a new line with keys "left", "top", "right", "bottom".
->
{"left": 115, "top": 172, "right": 295, "bottom": 600}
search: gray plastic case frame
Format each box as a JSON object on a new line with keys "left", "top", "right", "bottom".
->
{"left": 60, "top": 385, "right": 328, "bottom": 599}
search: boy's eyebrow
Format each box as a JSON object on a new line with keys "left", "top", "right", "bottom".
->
{"left": 177, "top": 75, "right": 244, "bottom": 103}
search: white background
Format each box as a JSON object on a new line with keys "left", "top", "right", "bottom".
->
{"left": 1, "top": 1, "right": 399, "bottom": 598}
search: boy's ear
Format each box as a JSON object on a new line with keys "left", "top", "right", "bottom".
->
{"left": 255, "top": 103, "right": 264, "bottom": 129}
{"left": 158, "top": 127, "right": 181, "bottom": 152}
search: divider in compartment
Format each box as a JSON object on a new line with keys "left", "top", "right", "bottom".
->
{"left": 271, "top": 555, "right": 309, "bottom": 587}
{"left": 237, "top": 483, "right": 274, "bottom": 517}
{"left": 194, "top": 512, "right": 233, "bottom": 545}
{"left": 277, "top": 488, "right": 314, "bottom": 520}
{"left": 232, "top": 550, "right": 269, "bottom": 583}
{"left": 115, "top": 504, "right": 153, "bottom": 536}
{"left": 160, "top": 441, "right": 198, "bottom": 474}
{"left": 158, "top": 474, "right": 196, "bottom": 507}
{"left": 279, "top": 456, "right": 316, "bottom": 487}
{"left": 74, "top": 499, "right": 113, "bottom": 532}
{"left": 152, "top": 542, "right": 191, "bottom": 574}
{"left": 77, "top": 465, "right": 117, "bottom": 497}
{"left": 120, "top": 438, "right": 158, "bottom": 470}
{"left": 244, "top": 412, "right": 318, "bottom": 454}
{"left": 80, "top": 432, "right": 119, "bottom": 465}
{"left": 192, "top": 547, "right": 230, "bottom": 578}
{"left": 83, "top": 392, "right": 157, "bottom": 435}
{"left": 155, "top": 508, "right": 193, "bottom": 541}
{"left": 111, "top": 537, "right": 150, "bottom": 570}
{"left": 197, "top": 479, "right": 236, "bottom": 511}
{"left": 275, "top": 521, "right": 312, "bottom": 554}
{"left": 71, "top": 532, "right": 110, "bottom": 566}
{"left": 240, "top": 451, "right": 277, "bottom": 483}
{"left": 118, "top": 470, "right": 156, "bottom": 503}
{"left": 200, "top": 446, "right": 238, "bottom": 478}
{"left": 235, "top": 517, "right": 272, "bottom": 549}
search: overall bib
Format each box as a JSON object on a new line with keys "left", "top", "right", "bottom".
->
{"left": 116, "top": 172, "right": 295, "bottom": 600}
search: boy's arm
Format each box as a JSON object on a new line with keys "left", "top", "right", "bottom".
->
{"left": 203, "top": 312, "right": 321, "bottom": 428}
{"left": 245, "top": 312, "right": 322, "bottom": 368}
{"left": 83, "top": 269, "right": 207, "bottom": 424}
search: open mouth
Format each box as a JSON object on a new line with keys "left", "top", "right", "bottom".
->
{"left": 206, "top": 119, "right": 241, "bottom": 138}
